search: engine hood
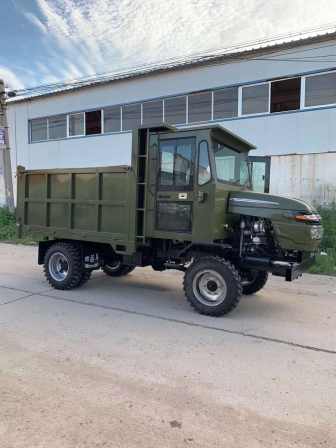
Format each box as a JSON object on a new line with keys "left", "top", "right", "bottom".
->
{"left": 228, "top": 191, "right": 316, "bottom": 216}
{"left": 228, "top": 191, "right": 321, "bottom": 252}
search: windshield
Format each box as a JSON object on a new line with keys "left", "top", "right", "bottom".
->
{"left": 213, "top": 141, "right": 251, "bottom": 188}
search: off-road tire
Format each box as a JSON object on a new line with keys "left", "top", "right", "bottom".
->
{"left": 78, "top": 270, "right": 92, "bottom": 286}
{"left": 242, "top": 270, "right": 269, "bottom": 295}
{"left": 183, "top": 256, "right": 242, "bottom": 317}
{"left": 44, "top": 242, "right": 84, "bottom": 290}
{"left": 102, "top": 263, "right": 135, "bottom": 277}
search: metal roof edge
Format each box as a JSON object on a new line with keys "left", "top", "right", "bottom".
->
{"left": 7, "top": 27, "right": 336, "bottom": 104}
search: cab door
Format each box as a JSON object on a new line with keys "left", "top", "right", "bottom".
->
{"left": 248, "top": 156, "right": 270, "bottom": 193}
{"left": 191, "top": 139, "right": 215, "bottom": 241}
{"left": 146, "top": 130, "right": 214, "bottom": 242}
{"left": 147, "top": 133, "right": 195, "bottom": 239}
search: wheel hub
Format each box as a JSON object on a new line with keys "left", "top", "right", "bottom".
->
{"left": 49, "top": 252, "right": 69, "bottom": 282}
{"left": 192, "top": 269, "right": 227, "bottom": 306}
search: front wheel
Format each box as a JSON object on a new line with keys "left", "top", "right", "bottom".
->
{"left": 241, "top": 270, "right": 269, "bottom": 295}
{"left": 183, "top": 257, "right": 242, "bottom": 316}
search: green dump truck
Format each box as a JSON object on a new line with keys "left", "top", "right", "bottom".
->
{"left": 16, "top": 125, "right": 322, "bottom": 316}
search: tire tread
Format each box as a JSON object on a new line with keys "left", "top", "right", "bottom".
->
{"left": 44, "top": 242, "right": 84, "bottom": 290}
{"left": 183, "top": 256, "right": 242, "bottom": 317}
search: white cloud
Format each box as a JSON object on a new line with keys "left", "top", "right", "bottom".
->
{"left": 23, "top": 11, "right": 48, "bottom": 34}
{"left": 21, "top": 0, "right": 336, "bottom": 84}
{"left": 0, "top": 66, "right": 25, "bottom": 89}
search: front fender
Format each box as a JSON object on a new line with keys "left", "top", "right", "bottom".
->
{"left": 228, "top": 191, "right": 322, "bottom": 252}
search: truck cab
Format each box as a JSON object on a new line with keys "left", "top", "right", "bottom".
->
{"left": 17, "top": 125, "right": 323, "bottom": 316}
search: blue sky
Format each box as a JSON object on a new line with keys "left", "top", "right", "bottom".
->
{"left": 1, "top": 0, "right": 336, "bottom": 90}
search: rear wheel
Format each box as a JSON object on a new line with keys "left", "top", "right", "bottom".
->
{"left": 241, "top": 270, "right": 269, "bottom": 295}
{"left": 102, "top": 261, "right": 135, "bottom": 277}
{"left": 183, "top": 257, "right": 242, "bottom": 316}
{"left": 44, "top": 242, "right": 84, "bottom": 290}
{"left": 78, "top": 270, "right": 92, "bottom": 286}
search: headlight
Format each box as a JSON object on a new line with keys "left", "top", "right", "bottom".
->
{"left": 295, "top": 213, "right": 321, "bottom": 224}
{"left": 311, "top": 226, "right": 323, "bottom": 240}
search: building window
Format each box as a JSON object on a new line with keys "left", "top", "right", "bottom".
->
{"left": 104, "top": 106, "right": 121, "bottom": 132}
{"left": 213, "top": 87, "right": 238, "bottom": 119}
{"left": 242, "top": 83, "right": 269, "bottom": 115}
{"left": 122, "top": 103, "right": 141, "bottom": 131}
{"left": 142, "top": 100, "right": 163, "bottom": 126}
{"left": 48, "top": 115, "right": 67, "bottom": 140}
{"left": 30, "top": 118, "right": 48, "bottom": 142}
{"left": 164, "top": 96, "right": 186, "bottom": 124}
{"left": 305, "top": 71, "right": 336, "bottom": 107}
{"left": 188, "top": 91, "right": 212, "bottom": 123}
{"left": 271, "top": 78, "right": 300, "bottom": 113}
{"left": 69, "top": 112, "right": 84, "bottom": 136}
{"left": 85, "top": 110, "right": 101, "bottom": 135}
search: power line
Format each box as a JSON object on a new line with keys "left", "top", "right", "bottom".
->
{"left": 9, "top": 24, "right": 336, "bottom": 98}
{"left": 12, "top": 52, "right": 336, "bottom": 97}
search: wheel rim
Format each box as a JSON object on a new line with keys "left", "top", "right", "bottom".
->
{"left": 192, "top": 269, "right": 228, "bottom": 306}
{"left": 48, "top": 252, "right": 70, "bottom": 282}
{"left": 105, "top": 261, "right": 121, "bottom": 271}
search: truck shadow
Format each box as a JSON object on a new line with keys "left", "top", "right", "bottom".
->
{"left": 69, "top": 269, "right": 293, "bottom": 321}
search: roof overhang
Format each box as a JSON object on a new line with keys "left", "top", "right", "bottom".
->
{"left": 7, "top": 27, "right": 336, "bottom": 104}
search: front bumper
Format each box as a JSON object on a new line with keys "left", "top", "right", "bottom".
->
{"left": 240, "top": 253, "right": 316, "bottom": 282}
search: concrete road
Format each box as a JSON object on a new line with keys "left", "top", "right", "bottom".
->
{"left": 0, "top": 243, "right": 335, "bottom": 448}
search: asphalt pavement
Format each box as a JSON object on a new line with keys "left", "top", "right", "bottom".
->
{"left": 0, "top": 243, "right": 335, "bottom": 447}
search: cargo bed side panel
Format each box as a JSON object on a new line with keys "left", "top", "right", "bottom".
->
{"left": 17, "top": 166, "right": 136, "bottom": 253}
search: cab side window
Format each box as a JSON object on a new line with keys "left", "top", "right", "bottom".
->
{"left": 158, "top": 138, "right": 194, "bottom": 190}
{"left": 198, "top": 141, "right": 211, "bottom": 185}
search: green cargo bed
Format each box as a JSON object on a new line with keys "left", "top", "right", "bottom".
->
{"left": 16, "top": 165, "right": 137, "bottom": 253}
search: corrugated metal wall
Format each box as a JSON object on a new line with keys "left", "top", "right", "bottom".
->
{"left": 270, "top": 152, "right": 336, "bottom": 206}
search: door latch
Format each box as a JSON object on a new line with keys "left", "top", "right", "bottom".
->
{"left": 198, "top": 191, "right": 207, "bottom": 203}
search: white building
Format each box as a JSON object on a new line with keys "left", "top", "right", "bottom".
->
{"left": 5, "top": 28, "right": 336, "bottom": 206}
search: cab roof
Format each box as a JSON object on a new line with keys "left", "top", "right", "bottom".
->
{"left": 142, "top": 123, "right": 256, "bottom": 152}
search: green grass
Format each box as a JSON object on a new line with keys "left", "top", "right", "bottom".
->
{"left": 0, "top": 207, "right": 16, "bottom": 240}
{"left": 0, "top": 207, "right": 35, "bottom": 244}
{"left": 309, "top": 205, "right": 336, "bottom": 276}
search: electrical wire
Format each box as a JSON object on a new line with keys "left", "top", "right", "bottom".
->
{"left": 9, "top": 24, "right": 336, "bottom": 97}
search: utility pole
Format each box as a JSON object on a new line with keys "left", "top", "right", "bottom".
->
{"left": 0, "top": 79, "right": 14, "bottom": 211}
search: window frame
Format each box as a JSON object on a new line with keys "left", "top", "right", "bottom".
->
{"left": 163, "top": 95, "right": 188, "bottom": 125}
{"left": 68, "top": 112, "right": 85, "bottom": 138}
{"left": 29, "top": 117, "right": 49, "bottom": 143}
{"left": 142, "top": 99, "right": 164, "bottom": 126}
{"left": 48, "top": 114, "right": 67, "bottom": 141}
{"left": 302, "top": 70, "right": 336, "bottom": 110}
{"left": 270, "top": 76, "right": 301, "bottom": 113}
{"left": 157, "top": 137, "right": 195, "bottom": 191}
{"left": 187, "top": 91, "right": 213, "bottom": 124}
{"left": 240, "top": 82, "right": 271, "bottom": 117}
{"left": 213, "top": 86, "right": 239, "bottom": 120}
{"left": 84, "top": 109, "right": 102, "bottom": 136}
{"left": 248, "top": 155, "right": 271, "bottom": 193}
{"left": 27, "top": 68, "right": 336, "bottom": 144}
{"left": 103, "top": 105, "right": 122, "bottom": 133}
{"left": 212, "top": 139, "right": 252, "bottom": 188}
{"left": 121, "top": 103, "right": 142, "bottom": 131}
{"left": 197, "top": 140, "right": 212, "bottom": 186}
